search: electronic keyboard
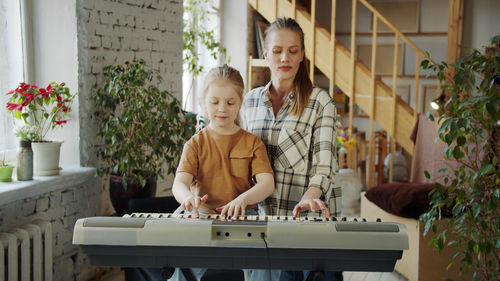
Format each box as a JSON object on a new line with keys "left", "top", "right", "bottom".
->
{"left": 73, "top": 213, "right": 408, "bottom": 272}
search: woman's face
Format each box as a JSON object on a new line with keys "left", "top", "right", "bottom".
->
{"left": 264, "top": 29, "right": 304, "bottom": 84}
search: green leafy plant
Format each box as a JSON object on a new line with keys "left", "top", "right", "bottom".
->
{"left": 420, "top": 37, "right": 500, "bottom": 280}
{"left": 6, "top": 82, "right": 75, "bottom": 141}
{"left": 183, "top": 0, "right": 227, "bottom": 77}
{"left": 93, "top": 59, "right": 196, "bottom": 188}
{"left": 490, "top": 34, "right": 500, "bottom": 47}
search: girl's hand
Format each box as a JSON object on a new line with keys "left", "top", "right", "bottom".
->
{"left": 292, "top": 198, "right": 330, "bottom": 218}
{"left": 181, "top": 194, "right": 208, "bottom": 217}
{"left": 217, "top": 195, "right": 248, "bottom": 218}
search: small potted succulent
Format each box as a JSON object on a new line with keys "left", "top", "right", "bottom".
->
{"left": 6, "top": 82, "right": 76, "bottom": 176}
{"left": 0, "top": 154, "right": 14, "bottom": 182}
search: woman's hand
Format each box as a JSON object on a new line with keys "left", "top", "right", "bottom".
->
{"left": 292, "top": 198, "right": 330, "bottom": 217}
{"left": 181, "top": 194, "right": 208, "bottom": 218}
{"left": 217, "top": 195, "right": 248, "bottom": 218}
{"left": 292, "top": 186, "right": 330, "bottom": 217}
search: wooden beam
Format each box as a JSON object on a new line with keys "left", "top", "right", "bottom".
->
{"left": 389, "top": 35, "right": 399, "bottom": 183}
{"left": 368, "top": 14, "right": 377, "bottom": 188}
{"left": 348, "top": 0, "right": 357, "bottom": 136}
{"left": 447, "top": 0, "right": 464, "bottom": 64}
{"left": 329, "top": 0, "right": 337, "bottom": 98}
{"left": 446, "top": 0, "right": 464, "bottom": 80}
{"left": 309, "top": 0, "right": 316, "bottom": 82}
{"left": 413, "top": 54, "right": 420, "bottom": 118}
{"left": 247, "top": 56, "right": 253, "bottom": 93}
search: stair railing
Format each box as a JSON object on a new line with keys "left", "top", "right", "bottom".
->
{"left": 248, "top": 0, "right": 437, "bottom": 187}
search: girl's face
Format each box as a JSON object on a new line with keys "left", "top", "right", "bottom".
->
{"left": 204, "top": 81, "right": 241, "bottom": 131}
{"left": 264, "top": 29, "right": 304, "bottom": 83}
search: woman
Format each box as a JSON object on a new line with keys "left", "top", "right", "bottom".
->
{"left": 242, "top": 17, "right": 342, "bottom": 281}
{"left": 243, "top": 17, "right": 340, "bottom": 218}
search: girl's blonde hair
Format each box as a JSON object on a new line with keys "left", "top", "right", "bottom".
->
{"left": 264, "top": 17, "right": 312, "bottom": 116}
{"left": 201, "top": 64, "right": 245, "bottom": 125}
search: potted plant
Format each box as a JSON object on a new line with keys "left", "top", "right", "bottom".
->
{"left": 6, "top": 82, "right": 76, "bottom": 176}
{"left": 420, "top": 36, "right": 500, "bottom": 280}
{"left": 0, "top": 154, "right": 14, "bottom": 182}
{"left": 94, "top": 59, "right": 196, "bottom": 215}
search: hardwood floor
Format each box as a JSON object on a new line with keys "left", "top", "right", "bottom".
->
{"left": 344, "top": 271, "right": 407, "bottom": 281}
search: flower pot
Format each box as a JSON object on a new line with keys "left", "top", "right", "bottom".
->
{"left": 32, "top": 141, "right": 63, "bottom": 176}
{"left": 109, "top": 175, "right": 157, "bottom": 215}
{"left": 0, "top": 165, "right": 15, "bottom": 182}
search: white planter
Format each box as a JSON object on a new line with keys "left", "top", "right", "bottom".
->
{"left": 32, "top": 141, "right": 63, "bottom": 176}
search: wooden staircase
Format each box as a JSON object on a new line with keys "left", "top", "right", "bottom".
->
{"left": 249, "top": 0, "right": 435, "bottom": 187}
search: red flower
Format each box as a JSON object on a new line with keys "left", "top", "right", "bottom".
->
{"left": 53, "top": 120, "right": 67, "bottom": 125}
{"left": 6, "top": 103, "right": 22, "bottom": 111}
{"left": 6, "top": 81, "right": 74, "bottom": 141}
{"left": 21, "top": 92, "right": 35, "bottom": 99}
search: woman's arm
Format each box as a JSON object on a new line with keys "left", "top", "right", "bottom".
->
{"left": 218, "top": 172, "right": 274, "bottom": 217}
{"left": 294, "top": 90, "right": 338, "bottom": 217}
{"left": 172, "top": 172, "right": 208, "bottom": 217}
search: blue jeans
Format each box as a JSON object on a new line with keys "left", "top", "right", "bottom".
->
{"left": 245, "top": 270, "right": 340, "bottom": 281}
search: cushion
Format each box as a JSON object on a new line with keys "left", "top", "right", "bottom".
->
{"left": 365, "top": 183, "right": 435, "bottom": 219}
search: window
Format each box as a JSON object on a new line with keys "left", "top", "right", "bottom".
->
{"left": 182, "top": 0, "right": 223, "bottom": 114}
{"left": 0, "top": 0, "right": 24, "bottom": 161}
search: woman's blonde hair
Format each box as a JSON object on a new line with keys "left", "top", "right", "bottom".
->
{"left": 201, "top": 64, "right": 245, "bottom": 125}
{"left": 264, "top": 17, "right": 313, "bottom": 116}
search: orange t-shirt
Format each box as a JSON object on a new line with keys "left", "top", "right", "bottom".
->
{"left": 176, "top": 127, "right": 273, "bottom": 210}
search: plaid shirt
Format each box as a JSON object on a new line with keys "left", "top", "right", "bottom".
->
{"left": 242, "top": 82, "right": 341, "bottom": 216}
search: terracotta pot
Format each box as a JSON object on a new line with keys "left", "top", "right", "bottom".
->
{"left": 109, "top": 175, "right": 157, "bottom": 215}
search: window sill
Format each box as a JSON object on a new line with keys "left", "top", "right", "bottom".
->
{"left": 0, "top": 166, "right": 97, "bottom": 206}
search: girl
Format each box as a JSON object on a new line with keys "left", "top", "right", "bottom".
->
{"left": 173, "top": 64, "right": 274, "bottom": 218}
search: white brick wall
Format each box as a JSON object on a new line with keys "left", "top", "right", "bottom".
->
{"left": 77, "top": 0, "right": 183, "bottom": 166}
{"left": 0, "top": 171, "right": 100, "bottom": 281}
{"left": 0, "top": 1, "right": 183, "bottom": 280}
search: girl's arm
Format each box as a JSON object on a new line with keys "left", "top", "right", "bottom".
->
{"left": 218, "top": 172, "right": 274, "bottom": 217}
{"left": 172, "top": 172, "right": 208, "bottom": 217}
